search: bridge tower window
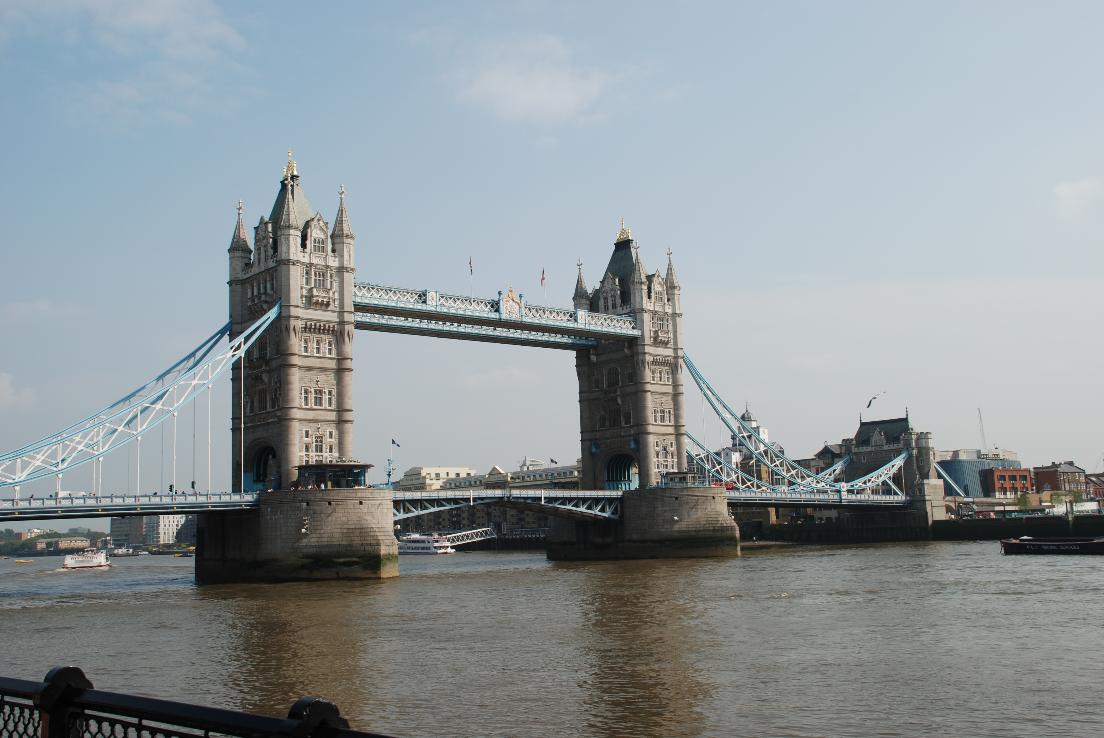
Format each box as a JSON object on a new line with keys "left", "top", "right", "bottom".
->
{"left": 326, "top": 338, "right": 335, "bottom": 356}
{"left": 312, "top": 235, "right": 326, "bottom": 254}
{"left": 301, "top": 387, "right": 310, "bottom": 407}
{"left": 313, "top": 388, "right": 324, "bottom": 407}
{"left": 606, "top": 366, "right": 620, "bottom": 388}
{"left": 301, "top": 335, "right": 310, "bottom": 354}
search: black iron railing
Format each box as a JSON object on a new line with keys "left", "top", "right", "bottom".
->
{"left": 0, "top": 666, "right": 395, "bottom": 738}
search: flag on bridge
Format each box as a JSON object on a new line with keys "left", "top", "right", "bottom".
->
{"left": 469, "top": 257, "right": 473, "bottom": 276}
{"left": 540, "top": 268, "right": 546, "bottom": 287}
{"left": 391, "top": 438, "right": 401, "bottom": 448}
{"left": 550, "top": 457, "right": 558, "bottom": 465}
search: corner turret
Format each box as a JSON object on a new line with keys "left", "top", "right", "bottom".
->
{"left": 573, "top": 261, "right": 590, "bottom": 310}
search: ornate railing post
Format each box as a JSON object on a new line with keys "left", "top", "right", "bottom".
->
{"left": 286, "top": 697, "right": 349, "bottom": 737}
{"left": 34, "top": 667, "right": 92, "bottom": 738}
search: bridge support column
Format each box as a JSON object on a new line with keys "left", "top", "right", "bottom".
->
{"left": 547, "top": 486, "right": 740, "bottom": 560}
{"left": 195, "top": 488, "right": 398, "bottom": 584}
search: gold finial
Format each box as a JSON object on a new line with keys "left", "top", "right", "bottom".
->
{"left": 283, "top": 149, "right": 298, "bottom": 178}
{"left": 339, "top": 184, "right": 345, "bottom": 199}
{"left": 237, "top": 199, "right": 244, "bottom": 216}
{"left": 577, "top": 259, "right": 583, "bottom": 270}
{"left": 666, "top": 247, "right": 672, "bottom": 259}
{"left": 616, "top": 217, "right": 632, "bottom": 242}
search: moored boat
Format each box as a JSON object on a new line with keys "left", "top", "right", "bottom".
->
{"left": 397, "top": 533, "right": 456, "bottom": 555}
{"left": 63, "top": 549, "right": 111, "bottom": 569}
{"left": 1000, "top": 536, "right": 1104, "bottom": 555}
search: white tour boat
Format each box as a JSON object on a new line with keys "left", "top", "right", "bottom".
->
{"left": 63, "top": 549, "right": 111, "bottom": 570}
{"left": 397, "top": 533, "right": 456, "bottom": 555}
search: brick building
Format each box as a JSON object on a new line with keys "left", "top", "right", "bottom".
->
{"left": 1033, "top": 461, "right": 1086, "bottom": 495}
{"left": 980, "top": 467, "right": 1034, "bottom": 498}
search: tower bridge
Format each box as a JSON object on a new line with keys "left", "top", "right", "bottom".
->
{"left": 0, "top": 153, "right": 943, "bottom": 581}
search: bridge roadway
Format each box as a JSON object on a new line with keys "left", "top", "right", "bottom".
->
{"left": 352, "top": 281, "right": 641, "bottom": 349}
{"left": 0, "top": 486, "right": 909, "bottom": 522}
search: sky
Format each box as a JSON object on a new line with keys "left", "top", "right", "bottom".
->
{"left": 1, "top": 0, "right": 1102, "bottom": 528}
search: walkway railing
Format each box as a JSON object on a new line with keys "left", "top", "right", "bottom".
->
{"left": 0, "top": 666, "right": 393, "bottom": 738}
{"left": 0, "top": 491, "right": 259, "bottom": 521}
{"left": 393, "top": 488, "right": 623, "bottom": 521}
{"left": 352, "top": 281, "right": 640, "bottom": 348}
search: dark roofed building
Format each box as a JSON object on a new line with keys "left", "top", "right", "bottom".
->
{"left": 854, "top": 417, "right": 912, "bottom": 449}
{"left": 1033, "top": 461, "right": 1086, "bottom": 495}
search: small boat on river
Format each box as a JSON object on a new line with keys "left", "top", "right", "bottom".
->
{"left": 63, "top": 550, "right": 111, "bottom": 569}
{"left": 397, "top": 533, "right": 456, "bottom": 555}
{"left": 1000, "top": 536, "right": 1104, "bottom": 555}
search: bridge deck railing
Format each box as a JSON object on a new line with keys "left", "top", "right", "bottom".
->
{"left": 0, "top": 666, "right": 392, "bottom": 738}
{"left": 353, "top": 282, "right": 640, "bottom": 338}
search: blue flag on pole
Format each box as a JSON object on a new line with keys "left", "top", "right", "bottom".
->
{"left": 392, "top": 439, "right": 400, "bottom": 448}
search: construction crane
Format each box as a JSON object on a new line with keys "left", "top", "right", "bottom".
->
{"left": 977, "top": 408, "right": 989, "bottom": 451}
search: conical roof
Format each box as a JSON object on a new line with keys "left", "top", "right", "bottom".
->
{"left": 573, "top": 262, "right": 588, "bottom": 301}
{"left": 665, "top": 249, "right": 680, "bottom": 289}
{"left": 331, "top": 185, "right": 354, "bottom": 240}
{"left": 229, "top": 200, "right": 250, "bottom": 252}
{"left": 269, "top": 153, "right": 314, "bottom": 230}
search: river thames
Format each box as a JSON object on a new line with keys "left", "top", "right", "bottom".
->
{"left": 2, "top": 542, "right": 1102, "bottom": 737}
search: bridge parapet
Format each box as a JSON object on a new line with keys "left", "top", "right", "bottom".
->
{"left": 352, "top": 281, "right": 639, "bottom": 342}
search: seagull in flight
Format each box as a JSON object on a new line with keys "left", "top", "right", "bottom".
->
{"left": 866, "top": 391, "right": 886, "bottom": 409}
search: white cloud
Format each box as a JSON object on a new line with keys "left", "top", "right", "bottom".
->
{"left": 0, "top": 0, "right": 244, "bottom": 126}
{"left": 0, "top": 373, "right": 34, "bottom": 410}
{"left": 454, "top": 35, "right": 612, "bottom": 124}
{"left": 1054, "top": 177, "right": 1103, "bottom": 220}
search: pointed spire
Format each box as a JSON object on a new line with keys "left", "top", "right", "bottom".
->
{"left": 229, "top": 199, "right": 251, "bottom": 252}
{"left": 331, "top": 184, "right": 354, "bottom": 241}
{"left": 632, "top": 243, "right": 648, "bottom": 283}
{"left": 275, "top": 179, "right": 299, "bottom": 233}
{"left": 665, "top": 247, "right": 680, "bottom": 289}
{"left": 573, "top": 260, "right": 589, "bottom": 304}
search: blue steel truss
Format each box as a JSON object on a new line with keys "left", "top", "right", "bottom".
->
{"left": 392, "top": 489, "right": 622, "bottom": 521}
{"left": 0, "top": 491, "right": 259, "bottom": 522}
{"left": 353, "top": 282, "right": 640, "bottom": 347}
{"left": 0, "top": 322, "right": 229, "bottom": 463}
{"left": 683, "top": 357, "right": 910, "bottom": 503}
{"left": 0, "top": 305, "right": 280, "bottom": 489}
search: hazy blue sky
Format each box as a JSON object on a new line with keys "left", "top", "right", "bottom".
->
{"left": 1, "top": 0, "right": 1102, "bottom": 520}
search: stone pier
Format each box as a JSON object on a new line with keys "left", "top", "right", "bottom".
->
{"left": 195, "top": 488, "right": 398, "bottom": 584}
{"left": 547, "top": 486, "right": 740, "bottom": 560}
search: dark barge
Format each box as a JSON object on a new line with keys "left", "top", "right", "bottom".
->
{"left": 1000, "top": 536, "right": 1104, "bottom": 555}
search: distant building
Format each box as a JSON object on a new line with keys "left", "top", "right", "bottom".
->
{"left": 35, "top": 537, "right": 90, "bottom": 552}
{"left": 799, "top": 414, "right": 937, "bottom": 493}
{"left": 1086, "top": 473, "right": 1104, "bottom": 500}
{"left": 396, "top": 466, "right": 477, "bottom": 491}
{"left": 1033, "top": 461, "right": 1087, "bottom": 495}
{"left": 441, "top": 458, "right": 581, "bottom": 490}
{"left": 980, "top": 467, "right": 1034, "bottom": 498}
{"left": 175, "top": 515, "right": 198, "bottom": 545}
{"left": 18, "top": 528, "right": 48, "bottom": 541}
{"left": 936, "top": 449, "right": 1022, "bottom": 498}
{"left": 110, "top": 517, "right": 145, "bottom": 547}
{"left": 145, "top": 515, "right": 186, "bottom": 546}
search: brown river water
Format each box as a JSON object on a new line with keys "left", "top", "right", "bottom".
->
{"left": 2, "top": 542, "right": 1102, "bottom": 737}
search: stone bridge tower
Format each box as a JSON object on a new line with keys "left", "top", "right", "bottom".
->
{"left": 575, "top": 222, "right": 686, "bottom": 490}
{"left": 227, "top": 153, "right": 355, "bottom": 491}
